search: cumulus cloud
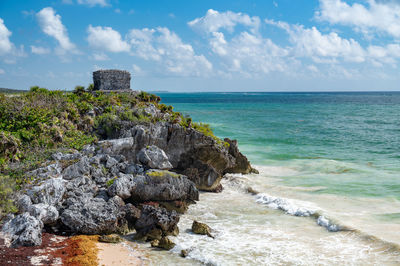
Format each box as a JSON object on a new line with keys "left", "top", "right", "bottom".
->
{"left": 316, "top": 0, "right": 400, "bottom": 38}
{"left": 31, "top": 45, "right": 50, "bottom": 55}
{"left": 36, "top": 7, "right": 77, "bottom": 54}
{"left": 87, "top": 25, "right": 130, "bottom": 53}
{"left": 267, "top": 20, "right": 366, "bottom": 62}
{"left": 0, "top": 68, "right": 4, "bottom": 74}
{"left": 267, "top": 18, "right": 400, "bottom": 66}
{"left": 77, "top": 0, "right": 108, "bottom": 7}
{"left": 189, "top": 10, "right": 290, "bottom": 76}
{"left": 0, "top": 18, "right": 13, "bottom": 55}
{"left": 188, "top": 9, "right": 260, "bottom": 34}
{"left": 128, "top": 27, "right": 212, "bottom": 77}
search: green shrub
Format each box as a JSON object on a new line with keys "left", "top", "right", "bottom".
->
{"left": 94, "top": 112, "right": 120, "bottom": 138}
{"left": 0, "top": 174, "right": 17, "bottom": 219}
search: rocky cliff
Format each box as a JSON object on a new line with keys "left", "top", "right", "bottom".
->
{"left": 0, "top": 88, "right": 256, "bottom": 248}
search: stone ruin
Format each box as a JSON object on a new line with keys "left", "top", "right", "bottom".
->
{"left": 93, "top": 69, "right": 131, "bottom": 91}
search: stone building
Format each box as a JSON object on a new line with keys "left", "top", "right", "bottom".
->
{"left": 93, "top": 69, "right": 131, "bottom": 91}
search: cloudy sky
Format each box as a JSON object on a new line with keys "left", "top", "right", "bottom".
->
{"left": 1, "top": 0, "right": 400, "bottom": 91}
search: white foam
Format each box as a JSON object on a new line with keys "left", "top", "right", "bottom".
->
{"left": 255, "top": 193, "right": 344, "bottom": 232}
{"left": 317, "top": 215, "right": 340, "bottom": 232}
{"left": 256, "top": 193, "right": 318, "bottom": 217}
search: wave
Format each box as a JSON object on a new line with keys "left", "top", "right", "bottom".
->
{"left": 255, "top": 193, "right": 344, "bottom": 232}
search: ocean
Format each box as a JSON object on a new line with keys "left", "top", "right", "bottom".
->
{"left": 139, "top": 92, "right": 400, "bottom": 265}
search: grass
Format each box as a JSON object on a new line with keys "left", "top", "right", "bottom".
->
{"left": 147, "top": 170, "right": 180, "bottom": 178}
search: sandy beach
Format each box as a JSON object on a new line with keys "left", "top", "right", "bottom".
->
{"left": 97, "top": 241, "right": 146, "bottom": 266}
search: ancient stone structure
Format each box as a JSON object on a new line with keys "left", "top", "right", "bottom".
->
{"left": 93, "top": 69, "right": 131, "bottom": 91}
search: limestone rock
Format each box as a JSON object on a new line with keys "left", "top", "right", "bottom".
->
{"left": 224, "top": 138, "right": 257, "bottom": 174}
{"left": 27, "top": 177, "right": 67, "bottom": 206}
{"left": 60, "top": 197, "right": 124, "bottom": 235}
{"left": 62, "top": 156, "right": 91, "bottom": 180}
{"left": 134, "top": 205, "right": 179, "bottom": 240}
{"left": 107, "top": 173, "right": 134, "bottom": 199}
{"left": 131, "top": 170, "right": 199, "bottom": 202}
{"left": 151, "top": 236, "right": 175, "bottom": 250}
{"left": 192, "top": 220, "right": 214, "bottom": 238}
{"left": 25, "top": 162, "right": 62, "bottom": 180}
{"left": 2, "top": 213, "right": 43, "bottom": 247}
{"left": 137, "top": 145, "right": 172, "bottom": 170}
{"left": 16, "top": 194, "right": 32, "bottom": 213}
{"left": 28, "top": 203, "right": 59, "bottom": 224}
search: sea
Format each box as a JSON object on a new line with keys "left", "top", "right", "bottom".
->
{"left": 137, "top": 92, "right": 400, "bottom": 265}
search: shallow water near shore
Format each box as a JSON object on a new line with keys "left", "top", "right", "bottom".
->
{"left": 142, "top": 92, "right": 400, "bottom": 265}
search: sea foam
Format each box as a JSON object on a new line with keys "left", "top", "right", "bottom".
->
{"left": 255, "top": 193, "right": 342, "bottom": 232}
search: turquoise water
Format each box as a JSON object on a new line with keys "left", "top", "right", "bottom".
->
{"left": 143, "top": 92, "right": 400, "bottom": 265}
{"left": 159, "top": 92, "right": 400, "bottom": 200}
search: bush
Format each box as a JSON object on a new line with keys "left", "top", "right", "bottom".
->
{"left": 0, "top": 174, "right": 17, "bottom": 219}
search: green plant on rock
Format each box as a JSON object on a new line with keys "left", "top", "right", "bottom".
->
{"left": 0, "top": 174, "right": 17, "bottom": 219}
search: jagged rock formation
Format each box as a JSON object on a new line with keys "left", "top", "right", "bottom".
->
{"left": 2, "top": 146, "right": 196, "bottom": 247}
{"left": 93, "top": 69, "right": 131, "bottom": 91}
{"left": 1, "top": 89, "right": 256, "bottom": 248}
{"left": 99, "top": 122, "right": 256, "bottom": 191}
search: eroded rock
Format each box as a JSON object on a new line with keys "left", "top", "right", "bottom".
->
{"left": 137, "top": 145, "right": 172, "bottom": 170}
{"left": 134, "top": 205, "right": 179, "bottom": 241}
{"left": 2, "top": 213, "right": 43, "bottom": 247}
{"left": 192, "top": 220, "right": 214, "bottom": 238}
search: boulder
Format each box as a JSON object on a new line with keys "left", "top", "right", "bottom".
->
{"left": 60, "top": 196, "right": 126, "bottom": 235}
{"left": 192, "top": 220, "right": 214, "bottom": 238}
{"left": 16, "top": 194, "right": 32, "bottom": 213}
{"left": 107, "top": 173, "right": 135, "bottom": 199}
{"left": 137, "top": 145, "right": 172, "bottom": 170}
{"left": 28, "top": 203, "right": 58, "bottom": 224}
{"left": 2, "top": 213, "right": 43, "bottom": 247}
{"left": 62, "top": 156, "right": 91, "bottom": 180}
{"left": 151, "top": 236, "right": 175, "bottom": 250}
{"left": 27, "top": 177, "right": 67, "bottom": 206}
{"left": 132, "top": 170, "right": 198, "bottom": 202}
{"left": 134, "top": 205, "right": 179, "bottom": 240}
{"left": 108, "top": 170, "right": 199, "bottom": 202}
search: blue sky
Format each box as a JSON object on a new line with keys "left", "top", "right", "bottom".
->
{"left": 1, "top": 0, "right": 400, "bottom": 91}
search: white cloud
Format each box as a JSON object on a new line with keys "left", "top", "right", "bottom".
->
{"left": 31, "top": 45, "right": 50, "bottom": 55}
{"left": 0, "top": 68, "right": 4, "bottom": 74}
{"left": 0, "top": 18, "right": 13, "bottom": 55}
{"left": 87, "top": 25, "right": 130, "bottom": 53}
{"left": 77, "top": 0, "right": 108, "bottom": 7}
{"left": 267, "top": 18, "right": 400, "bottom": 66}
{"left": 128, "top": 27, "right": 212, "bottom": 77}
{"left": 272, "top": 21, "right": 366, "bottom": 62}
{"left": 189, "top": 10, "right": 290, "bottom": 76}
{"left": 36, "top": 7, "right": 77, "bottom": 54}
{"left": 188, "top": 9, "right": 260, "bottom": 34}
{"left": 317, "top": 0, "right": 400, "bottom": 38}
{"left": 92, "top": 52, "right": 109, "bottom": 61}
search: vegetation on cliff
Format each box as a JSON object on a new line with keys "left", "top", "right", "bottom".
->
{"left": 0, "top": 85, "right": 225, "bottom": 217}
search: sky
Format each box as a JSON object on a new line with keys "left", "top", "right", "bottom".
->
{"left": 1, "top": 0, "right": 400, "bottom": 92}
